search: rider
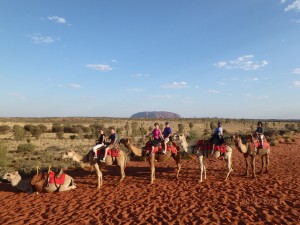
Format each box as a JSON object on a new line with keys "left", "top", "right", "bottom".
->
{"left": 100, "top": 128, "right": 118, "bottom": 162}
{"left": 211, "top": 121, "right": 223, "bottom": 155}
{"left": 162, "top": 122, "right": 172, "bottom": 154}
{"left": 150, "top": 123, "right": 163, "bottom": 156}
{"left": 93, "top": 129, "right": 106, "bottom": 159}
{"left": 255, "top": 121, "right": 264, "bottom": 148}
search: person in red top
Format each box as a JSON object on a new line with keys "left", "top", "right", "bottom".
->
{"left": 150, "top": 123, "right": 163, "bottom": 155}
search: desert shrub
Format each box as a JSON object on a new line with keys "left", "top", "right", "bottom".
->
{"left": 13, "top": 125, "right": 26, "bottom": 141}
{"left": 83, "top": 134, "right": 93, "bottom": 139}
{"left": 0, "top": 125, "right": 11, "bottom": 134}
{"left": 269, "top": 140, "right": 279, "bottom": 146}
{"left": 52, "top": 123, "right": 64, "bottom": 133}
{"left": 31, "top": 127, "right": 42, "bottom": 140}
{"left": 178, "top": 123, "right": 185, "bottom": 134}
{"left": 56, "top": 131, "right": 64, "bottom": 139}
{"left": 0, "top": 141, "right": 8, "bottom": 167}
{"left": 70, "top": 135, "right": 77, "bottom": 140}
{"left": 186, "top": 130, "right": 201, "bottom": 142}
{"left": 17, "top": 143, "right": 36, "bottom": 153}
{"left": 38, "top": 124, "right": 48, "bottom": 133}
{"left": 24, "top": 124, "right": 35, "bottom": 132}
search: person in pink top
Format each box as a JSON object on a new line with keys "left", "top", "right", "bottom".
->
{"left": 150, "top": 123, "right": 163, "bottom": 155}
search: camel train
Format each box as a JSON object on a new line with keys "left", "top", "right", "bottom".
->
{"left": 2, "top": 126, "right": 271, "bottom": 192}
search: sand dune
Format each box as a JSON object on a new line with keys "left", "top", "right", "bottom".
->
{"left": 1, "top": 137, "right": 299, "bottom": 225}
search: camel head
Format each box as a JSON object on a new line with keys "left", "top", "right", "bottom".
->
{"left": 62, "top": 149, "right": 76, "bottom": 159}
{"left": 2, "top": 171, "right": 21, "bottom": 183}
{"left": 173, "top": 134, "right": 190, "bottom": 153}
{"left": 119, "top": 138, "right": 142, "bottom": 157}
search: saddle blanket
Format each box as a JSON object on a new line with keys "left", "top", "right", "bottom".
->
{"left": 197, "top": 140, "right": 227, "bottom": 154}
{"left": 144, "top": 141, "right": 178, "bottom": 155}
{"left": 253, "top": 141, "right": 270, "bottom": 149}
{"left": 48, "top": 171, "right": 65, "bottom": 185}
{"left": 97, "top": 147, "right": 120, "bottom": 157}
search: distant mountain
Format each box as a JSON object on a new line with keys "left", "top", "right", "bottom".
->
{"left": 130, "top": 111, "right": 181, "bottom": 119}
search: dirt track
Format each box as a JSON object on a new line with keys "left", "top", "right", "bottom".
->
{"left": 1, "top": 137, "right": 299, "bottom": 225}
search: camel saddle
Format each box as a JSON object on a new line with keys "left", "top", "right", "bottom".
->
{"left": 144, "top": 141, "right": 178, "bottom": 155}
{"left": 96, "top": 146, "right": 120, "bottom": 158}
{"left": 197, "top": 140, "right": 227, "bottom": 154}
{"left": 31, "top": 171, "right": 66, "bottom": 193}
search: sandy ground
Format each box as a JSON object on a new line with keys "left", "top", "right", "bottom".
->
{"left": 1, "top": 137, "right": 299, "bottom": 225}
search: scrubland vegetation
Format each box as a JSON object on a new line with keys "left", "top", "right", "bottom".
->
{"left": 0, "top": 117, "right": 299, "bottom": 176}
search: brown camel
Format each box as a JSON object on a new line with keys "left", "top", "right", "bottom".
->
{"left": 62, "top": 142, "right": 140, "bottom": 189}
{"left": 119, "top": 138, "right": 181, "bottom": 184}
{"left": 232, "top": 134, "right": 270, "bottom": 178}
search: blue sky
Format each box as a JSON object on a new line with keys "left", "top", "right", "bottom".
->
{"left": 0, "top": 0, "right": 300, "bottom": 119}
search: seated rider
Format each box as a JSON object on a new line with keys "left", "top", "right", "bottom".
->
{"left": 100, "top": 128, "right": 118, "bottom": 162}
{"left": 150, "top": 123, "right": 163, "bottom": 155}
{"left": 255, "top": 121, "right": 264, "bottom": 148}
{"left": 211, "top": 121, "right": 223, "bottom": 155}
{"left": 93, "top": 129, "right": 106, "bottom": 159}
{"left": 162, "top": 122, "right": 172, "bottom": 154}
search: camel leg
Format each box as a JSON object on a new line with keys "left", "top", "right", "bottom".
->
{"left": 264, "top": 153, "right": 270, "bottom": 174}
{"left": 198, "top": 154, "right": 205, "bottom": 183}
{"left": 252, "top": 156, "right": 256, "bottom": 178}
{"left": 58, "top": 175, "right": 76, "bottom": 192}
{"left": 172, "top": 153, "right": 181, "bottom": 180}
{"left": 224, "top": 153, "right": 233, "bottom": 181}
{"left": 259, "top": 156, "right": 264, "bottom": 174}
{"left": 117, "top": 155, "right": 126, "bottom": 183}
{"left": 94, "top": 163, "right": 103, "bottom": 189}
{"left": 243, "top": 156, "right": 249, "bottom": 176}
{"left": 148, "top": 155, "right": 155, "bottom": 184}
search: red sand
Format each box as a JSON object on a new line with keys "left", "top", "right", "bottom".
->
{"left": 1, "top": 137, "right": 299, "bottom": 225}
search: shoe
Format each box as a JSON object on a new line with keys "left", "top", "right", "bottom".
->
{"left": 94, "top": 156, "right": 98, "bottom": 159}
{"left": 162, "top": 150, "right": 166, "bottom": 154}
{"left": 100, "top": 158, "right": 106, "bottom": 162}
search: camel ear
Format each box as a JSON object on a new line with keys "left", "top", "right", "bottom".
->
{"left": 15, "top": 171, "right": 19, "bottom": 174}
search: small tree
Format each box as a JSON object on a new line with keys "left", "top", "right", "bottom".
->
{"left": 178, "top": 123, "right": 185, "bottom": 134}
{"left": 0, "top": 141, "right": 8, "bottom": 167}
{"left": 189, "top": 122, "right": 194, "bottom": 130}
{"left": 13, "top": 125, "right": 26, "bottom": 141}
{"left": 125, "top": 122, "right": 130, "bottom": 136}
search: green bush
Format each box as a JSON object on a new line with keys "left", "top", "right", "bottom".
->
{"left": 17, "top": 143, "right": 36, "bottom": 153}
{"left": 13, "top": 125, "right": 26, "bottom": 141}
{"left": 0, "top": 142, "right": 8, "bottom": 167}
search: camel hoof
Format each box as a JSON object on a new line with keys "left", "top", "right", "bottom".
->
{"left": 263, "top": 170, "right": 268, "bottom": 174}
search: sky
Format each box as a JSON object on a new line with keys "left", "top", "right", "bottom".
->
{"left": 0, "top": 0, "right": 300, "bottom": 119}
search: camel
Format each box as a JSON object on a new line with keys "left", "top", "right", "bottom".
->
{"left": 62, "top": 142, "right": 140, "bottom": 189}
{"left": 2, "top": 171, "right": 76, "bottom": 193}
{"left": 175, "top": 134, "right": 234, "bottom": 183}
{"left": 120, "top": 137, "right": 181, "bottom": 184}
{"left": 232, "top": 134, "right": 270, "bottom": 178}
{"left": 30, "top": 170, "right": 76, "bottom": 193}
{"left": 2, "top": 171, "right": 34, "bottom": 193}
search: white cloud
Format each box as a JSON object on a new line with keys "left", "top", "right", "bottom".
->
{"left": 68, "top": 83, "right": 82, "bottom": 89}
{"left": 284, "top": 0, "right": 300, "bottom": 12}
{"left": 144, "top": 95, "right": 172, "bottom": 100}
{"left": 281, "top": 0, "right": 286, "bottom": 3}
{"left": 111, "top": 59, "right": 118, "bottom": 63}
{"left": 216, "top": 82, "right": 226, "bottom": 85}
{"left": 161, "top": 81, "right": 190, "bottom": 89}
{"left": 293, "top": 80, "right": 300, "bottom": 87}
{"left": 208, "top": 90, "right": 220, "bottom": 94}
{"left": 48, "top": 16, "right": 68, "bottom": 24}
{"left": 214, "top": 55, "right": 268, "bottom": 71}
{"left": 27, "top": 33, "right": 57, "bottom": 44}
{"left": 130, "top": 73, "right": 150, "bottom": 78}
{"left": 292, "top": 68, "right": 300, "bottom": 74}
{"left": 86, "top": 64, "right": 112, "bottom": 71}
{"left": 9, "top": 92, "right": 26, "bottom": 100}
